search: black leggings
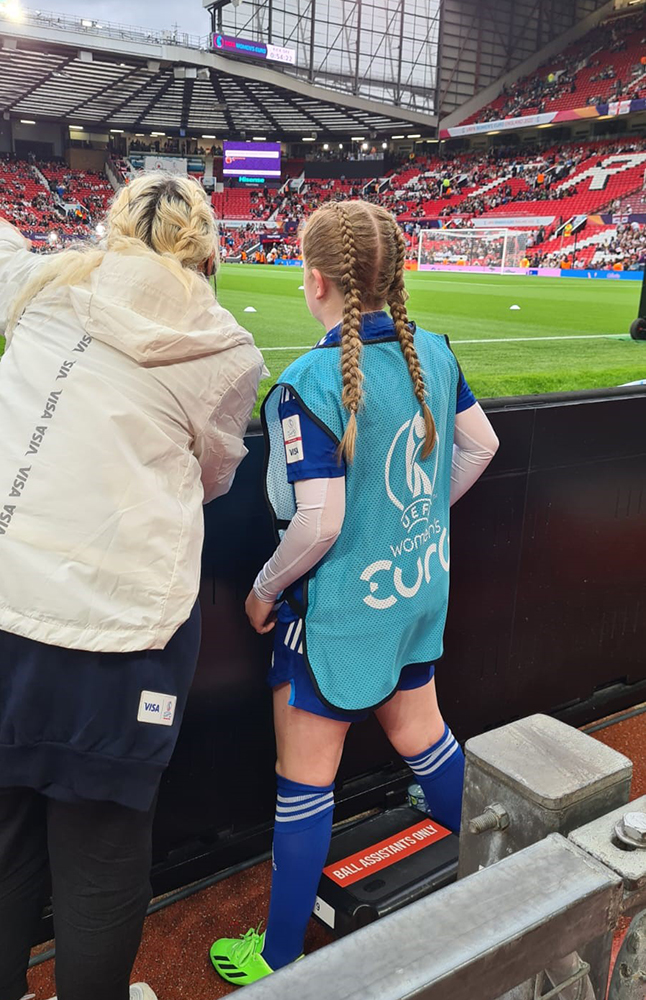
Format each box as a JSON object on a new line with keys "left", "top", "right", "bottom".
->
{"left": 0, "top": 787, "right": 155, "bottom": 1000}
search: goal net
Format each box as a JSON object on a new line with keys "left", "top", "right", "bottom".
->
{"left": 417, "top": 228, "right": 529, "bottom": 273}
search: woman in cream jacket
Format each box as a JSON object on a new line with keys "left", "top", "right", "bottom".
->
{"left": 0, "top": 174, "right": 264, "bottom": 1000}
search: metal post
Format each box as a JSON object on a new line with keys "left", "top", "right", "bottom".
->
{"left": 396, "top": 0, "right": 405, "bottom": 106}
{"left": 353, "top": 0, "right": 362, "bottom": 96}
{"left": 309, "top": 0, "right": 316, "bottom": 84}
{"left": 568, "top": 796, "right": 646, "bottom": 917}
{"left": 460, "top": 715, "right": 632, "bottom": 1000}
{"left": 434, "top": 0, "right": 445, "bottom": 118}
{"left": 459, "top": 715, "right": 632, "bottom": 880}
{"left": 267, "top": 0, "right": 273, "bottom": 44}
{"left": 474, "top": 7, "right": 482, "bottom": 96}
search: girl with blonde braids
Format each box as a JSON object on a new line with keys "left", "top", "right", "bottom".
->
{"left": 0, "top": 173, "right": 264, "bottom": 1000}
{"left": 211, "top": 200, "right": 499, "bottom": 985}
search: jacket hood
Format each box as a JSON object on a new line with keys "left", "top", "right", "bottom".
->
{"left": 68, "top": 250, "right": 254, "bottom": 366}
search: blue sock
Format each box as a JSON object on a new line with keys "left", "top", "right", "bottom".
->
{"left": 262, "top": 775, "right": 335, "bottom": 971}
{"left": 403, "top": 724, "right": 465, "bottom": 832}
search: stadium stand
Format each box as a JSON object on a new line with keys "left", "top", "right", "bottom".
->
{"left": 211, "top": 188, "right": 272, "bottom": 221}
{"left": 384, "top": 140, "right": 646, "bottom": 221}
{"left": 1, "top": 132, "right": 645, "bottom": 270}
{"left": 461, "top": 7, "right": 646, "bottom": 125}
{"left": 38, "top": 162, "right": 113, "bottom": 215}
{"left": 0, "top": 156, "right": 92, "bottom": 239}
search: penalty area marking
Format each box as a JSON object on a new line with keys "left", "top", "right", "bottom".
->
{"left": 259, "top": 333, "right": 626, "bottom": 351}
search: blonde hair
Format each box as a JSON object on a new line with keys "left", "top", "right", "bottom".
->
{"left": 301, "top": 200, "right": 436, "bottom": 463}
{"left": 7, "top": 172, "right": 219, "bottom": 336}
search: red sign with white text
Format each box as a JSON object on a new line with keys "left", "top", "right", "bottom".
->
{"left": 323, "top": 819, "right": 451, "bottom": 887}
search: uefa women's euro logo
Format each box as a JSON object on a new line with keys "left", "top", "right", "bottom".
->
{"left": 358, "top": 411, "right": 448, "bottom": 611}
{"left": 385, "top": 412, "right": 440, "bottom": 532}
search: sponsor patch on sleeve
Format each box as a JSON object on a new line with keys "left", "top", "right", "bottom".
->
{"left": 282, "top": 414, "right": 304, "bottom": 464}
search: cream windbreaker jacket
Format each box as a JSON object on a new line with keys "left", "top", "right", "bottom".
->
{"left": 0, "top": 223, "right": 265, "bottom": 651}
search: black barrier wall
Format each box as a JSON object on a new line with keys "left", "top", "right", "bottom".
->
{"left": 150, "top": 386, "right": 646, "bottom": 891}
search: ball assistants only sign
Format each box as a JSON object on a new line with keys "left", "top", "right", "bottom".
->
{"left": 211, "top": 33, "right": 296, "bottom": 66}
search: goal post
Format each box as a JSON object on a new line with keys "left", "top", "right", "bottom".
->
{"left": 417, "top": 228, "right": 529, "bottom": 274}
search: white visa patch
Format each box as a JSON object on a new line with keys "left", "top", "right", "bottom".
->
{"left": 137, "top": 690, "right": 177, "bottom": 726}
{"left": 282, "top": 414, "right": 304, "bottom": 464}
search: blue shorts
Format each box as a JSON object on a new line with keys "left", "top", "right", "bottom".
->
{"left": 269, "top": 618, "right": 435, "bottom": 722}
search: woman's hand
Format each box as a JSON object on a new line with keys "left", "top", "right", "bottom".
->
{"left": 245, "top": 589, "right": 278, "bottom": 634}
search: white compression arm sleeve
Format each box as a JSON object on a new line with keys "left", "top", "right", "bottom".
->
{"left": 450, "top": 403, "right": 499, "bottom": 505}
{"left": 253, "top": 476, "right": 346, "bottom": 604}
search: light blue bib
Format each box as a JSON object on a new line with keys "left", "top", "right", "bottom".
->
{"left": 263, "top": 326, "right": 460, "bottom": 711}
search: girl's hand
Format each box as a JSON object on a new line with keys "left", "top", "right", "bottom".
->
{"left": 245, "top": 589, "right": 278, "bottom": 634}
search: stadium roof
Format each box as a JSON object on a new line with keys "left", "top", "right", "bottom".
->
{"left": 0, "top": 9, "right": 437, "bottom": 138}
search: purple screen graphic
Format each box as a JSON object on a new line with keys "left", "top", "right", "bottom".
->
{"left": 222, "top": 141, "right": 282, "bottom": 178}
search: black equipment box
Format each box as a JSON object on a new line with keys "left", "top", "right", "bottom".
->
{"left": 313, "top": 806, "right": 459, "bottom": 937}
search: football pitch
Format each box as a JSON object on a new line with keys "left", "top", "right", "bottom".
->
{"left": 215, "top": 265, "right": 646, "bottom": 414}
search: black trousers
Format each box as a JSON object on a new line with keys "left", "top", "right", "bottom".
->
{"left": 0, "top": 787, "right": 156, "bottom": 1000}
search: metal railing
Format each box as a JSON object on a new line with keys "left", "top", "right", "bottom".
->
{"left": 244, "top": 835, "right": 623, "bottom": 1000}
{"left": 0, "top": 6, "right": 208, "bottom": 50}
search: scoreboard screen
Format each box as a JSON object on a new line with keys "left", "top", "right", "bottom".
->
{"left": 211, "top": 33, "right": 296, "bottom": 66}
{"left": 223, "top": 141, "right": 282, "bottom": 178}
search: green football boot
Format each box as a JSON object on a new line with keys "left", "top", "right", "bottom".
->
{"left": 210, "top": 926, "right": 303, "bottom": 986}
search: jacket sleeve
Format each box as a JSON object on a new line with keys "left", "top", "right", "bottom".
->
{"left": 193, "top": 341, "right": 267, "bottom": 504}
{"left": 0, "top": 221, "right": 43, "bottom": 336}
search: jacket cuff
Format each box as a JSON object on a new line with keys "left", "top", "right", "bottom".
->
{"left": 0, "top": 219, "right": 31, "bottom": 252}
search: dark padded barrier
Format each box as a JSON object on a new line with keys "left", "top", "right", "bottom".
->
{"left": 150, "top": 385, "right": 646, "bottom": 891}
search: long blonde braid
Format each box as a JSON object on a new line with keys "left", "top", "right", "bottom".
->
{"left": 334, "top": 203, "right": 364, "bottom": 462}
{"left": 387, "top": 218, "right": 437, "bottom": 458}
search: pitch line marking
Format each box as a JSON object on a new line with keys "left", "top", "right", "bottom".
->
{"left": 258, "top": 333, "right": 626, "bottom": 351}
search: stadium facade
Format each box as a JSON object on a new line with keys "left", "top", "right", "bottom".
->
{"left": 0, "top": 0, "right": 624, "bottom": 147}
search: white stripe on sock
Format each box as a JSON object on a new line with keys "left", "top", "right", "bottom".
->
{"left": 413, "top": 741, "right": 460, "bottom": 777}
{"left": 276, "top": 791, "right": 328, "bottom": 804}
{"left": 275, "top": 799, "right": 335, "bottom": 824}
{"left": 276, "top": 792, "right": 334, "bottom": 814}
{"left": 408, "top": 731, "right": 454, "bottom": 772}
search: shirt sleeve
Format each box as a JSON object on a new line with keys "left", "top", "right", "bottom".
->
{"left": 253, "top": 476, "right": 346, "bottom": 603}
{"left": 456, "top": 365, "right": 477, "bottom": 413}
{"left": 450, "top": 402, "right": 499, "bottom": 505}
{"left": 278, "top": 388, "right": 346, "bottom": 483}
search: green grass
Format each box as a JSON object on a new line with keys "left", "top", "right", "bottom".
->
{"left": 3, "top": 266, "right": 643, "bottom": 412}
{"left": 213, "top": 265, "right": 645, "bottom": 413}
